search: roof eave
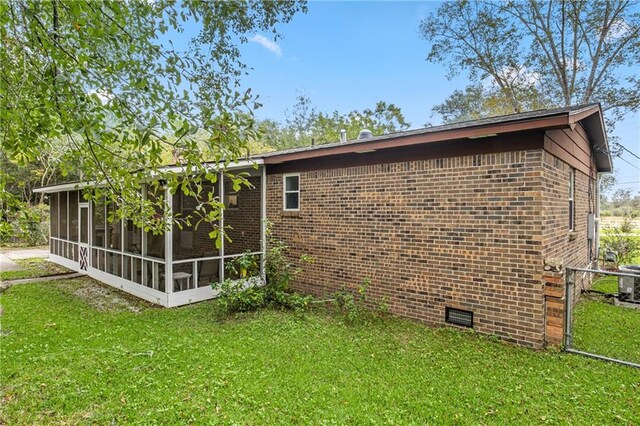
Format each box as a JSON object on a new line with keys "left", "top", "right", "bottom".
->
{"left": 577, "top": 106, "right": 612, "bottom": 173}
{"left": 33, "top": 158, "right": 264, "bottom": 193}
{"left": 264, "top": 114, "right": 570, "bottom": 164}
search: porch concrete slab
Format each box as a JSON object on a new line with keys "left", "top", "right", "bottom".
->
{"left": 4, "top": 248, "right": 50, "bottom": 260}
{"left": 0, "top": 253, "right": 22, "bottom": 272}
{"left": 0, "top": 272, "right": 85, "bottom": 290}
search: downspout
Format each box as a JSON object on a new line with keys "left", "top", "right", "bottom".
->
{"left": 595, "top": 173, "right": 601, "bottom": 270}
{"left": 260, "top": 166, "right": 267, "bottom": 282}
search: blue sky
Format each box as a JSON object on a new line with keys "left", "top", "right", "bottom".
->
{"left": 193, "top": 1, "right": 640, "bottom": 193}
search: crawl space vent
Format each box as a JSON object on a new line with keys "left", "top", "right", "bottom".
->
{"left": 445, "top": 307, "right": 474, "bottom": 328}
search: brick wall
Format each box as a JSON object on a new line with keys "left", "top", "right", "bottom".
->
{"left": 171, "top": 176, "right": 261, "bottom": 260}
{"left": 540, "top": 150, "right": 597, "bottom": 345}
{"left": 267, "top": 150, "right": 550, "bottom": 347}
{"left": 225, "top": 176, "right": 262, "bottom": 255}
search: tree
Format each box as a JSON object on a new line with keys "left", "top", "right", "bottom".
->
{"left": 601, "top": 214, "right": 640, "bottom": 266}
{"left": 432, "top": 85, "right": 550, "bottom": 123}
{"left": 599, "top": 173, "right": 617, "bottom": 209}
{"left": 277, "top": 95, "right": 410, "bottom": 149}
{"left": 612, "top": 188, "right": 633, "bottom": 208}
{"left": 312, "top": 101, "right": 410, "bottom": 143}
{"left": 421, "top": 0, "right": 640, "bottom": 127}
{"left": 1, "top": 0, "right": 305, "bottom": 241}
{"left": 248, "top": 96, "right": 411, "bottom": 152}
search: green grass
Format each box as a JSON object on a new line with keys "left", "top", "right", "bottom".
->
{"left": 592, "top": 275, "right": 619, "bottom": 294}
{"left": 572, "top": 295, "right": 640, "bottom": 365}
{"left": 0, "top": 258, "right": 72, "bottom": 281}
{"left": 1, "top": 278, "right": 639, "bottom": 424}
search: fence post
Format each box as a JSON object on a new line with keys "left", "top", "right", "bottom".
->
{"left": 564, "top": 268, "right": 575, "bottom": 349}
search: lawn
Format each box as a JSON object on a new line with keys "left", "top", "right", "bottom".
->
{"left": 1, "top": 278, "right": 639, "bottom": 424}
{"left": 572, "top": 292, "right": 640, "bottom": 365}
{"left": 0, "top": 258, "right": 72, "bottom": 281}
{"left": 592, "top": 275, "right": 618, "bottom": 294}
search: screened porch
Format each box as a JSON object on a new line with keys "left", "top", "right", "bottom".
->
{"left": 41, "top": 164, "right": 265, "bottom": 307}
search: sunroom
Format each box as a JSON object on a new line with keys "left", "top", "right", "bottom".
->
{"left": 35, "top": 162, "right": 265, "bottom": 307}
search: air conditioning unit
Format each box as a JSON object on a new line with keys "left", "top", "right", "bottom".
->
{"left": 618, "top": 265, "right": 640, "bottom": 303}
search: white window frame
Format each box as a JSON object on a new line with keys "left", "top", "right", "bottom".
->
{"left": 569, "top": 168, "right": 575, "bottom": 231}
{"left": 283, "top": 173, "right": 300, "bottom": 211}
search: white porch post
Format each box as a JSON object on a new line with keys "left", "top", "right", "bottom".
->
{"left": 219, "top": 172, "right": 225, "bottom": 282}
{"left": 260, "top": 166, "right": 267, "bottom": 280}
{"left": 165, "top": 184, "right": 173, "bottom": 300}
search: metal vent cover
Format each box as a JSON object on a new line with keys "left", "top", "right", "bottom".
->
{"left": 445, "top": 307, "right": 474, "bottom": 328}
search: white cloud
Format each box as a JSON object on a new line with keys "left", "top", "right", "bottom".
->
{"left": 609, "top": 18, "right": 630, "bottom": 39}
{"left": 87, "top": 89, "right": 112, "bottom": 104}
{"left": 249, "top": 34, "right": 283, "bottom": 58}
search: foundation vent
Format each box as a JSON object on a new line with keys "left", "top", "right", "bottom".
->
{"left": 445, "top": 307, "right": 474, "bottom": 328}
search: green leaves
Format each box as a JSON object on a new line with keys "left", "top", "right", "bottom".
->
{"left": 253, "top": 95, "right": 411, "bottom": 152}
{"left": 1, "top": 0, "right": 306, "bottom": 237}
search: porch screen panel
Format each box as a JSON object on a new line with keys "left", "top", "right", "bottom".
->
{"left": 68, "top": 191, "right": 79, "bottom": 242}
{"left": 106, "top": 202, "right": 121, "bottom": 250}
{"left": 172, "top": 179, "right": 220, "bottom": 261}
{"left": 197, "top": 259, "right": 220, "bottom": 287}
{"left": 224, "top": 176, "right": 261, "bottom": 255}
{"left": 106, "top": 252, "right": 122, "bottom": 276}
{"left": 93, "top": 199, "right": 106, "bottom": 248}
{"left": 123, "top": 188, "right": 142, "bottom": 254}
{"left": 50, "top": 193, "right": 59, "bottom": 238}
{"left": 59, "top": 191, "right": 68, "bottom": 240}
{"left": 80, "top": 208, "right": 88, "bottom": 244}
{"left": 145, "top": 185, "right": 165, "bottom": 259}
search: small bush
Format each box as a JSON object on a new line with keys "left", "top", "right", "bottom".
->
{"left": 0, "top": 220, "right": 13, "bottom": 243}
{"left": 600, "top": 214, "right": 640, "bottom": 266}
{"left": 333, "top": 278, "right": 373, "bottom": 322}
{"left": 213, "top": 278, "right": 266, "bottom": 313}
{"left": 212, "top": 224, "right": 313, "bottom": 315}
{"left": 0, "top": 202, "right": 49, "bottom": 246}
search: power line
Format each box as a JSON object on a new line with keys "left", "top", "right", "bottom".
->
{"left": 616, "top": 155, "right": 640, "bottom": 170}
{"left": 620, "top": 144, "right": 640, "bottom": 161}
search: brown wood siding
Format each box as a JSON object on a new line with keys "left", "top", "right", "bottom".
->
{"left": 543, "top": 124, "right": 596, "bottom": 177}
{"left": 268, "top": 131, "right": 544, "bottom": 175}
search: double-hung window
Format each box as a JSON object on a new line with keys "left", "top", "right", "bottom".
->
{"left": 283, "top": 174, "right": 300, "bottom": 211}
{"left": 568, "top": 168, "right": 575, "bottom": 231}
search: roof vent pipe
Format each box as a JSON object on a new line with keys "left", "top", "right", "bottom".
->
{"left": 340, "top": 129, "right": 347, "bottom": 143}
{"left": 357, "top": 129, "right": 373, "bottom": 140}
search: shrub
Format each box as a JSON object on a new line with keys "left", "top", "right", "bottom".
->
{"left": 16, "top": 204, "right": 48, "bottom": 246}
{"left": 212, "top": 224, "right": 313, "bottom": 314}
{"left": 0, "top": 202, "right": 49, "bottom": 246}
{"left": 0, "top": 220, "right": 13, "bottom": 243}
{"left": 333, "top": 277, "right": 372, "bottom": 322}
{"left": 600, "top": 214, "right": 640, "bottom": 266}
{"left": 213, "top": 278, "right": 266, "bottom": 313}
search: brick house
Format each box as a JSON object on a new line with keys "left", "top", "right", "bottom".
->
{"left": 36, "top": 104, "right": 611, "bottom": 348}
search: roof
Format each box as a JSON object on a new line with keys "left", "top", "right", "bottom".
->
{"left": 33, "top": 158, "right": 264, "bottom": 193}
{"left": 34, "top": 104, "right": 612, "bottom": 193}
{"left": 261, "top": 103, "right": 612, "bottom": 172}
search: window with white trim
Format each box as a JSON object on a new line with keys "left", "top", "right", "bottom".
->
{"left": 569, "top": 168, "right": 575, "bottom": 231}
{"left": 283, "top": 174, "right": 300, "bottom": 211}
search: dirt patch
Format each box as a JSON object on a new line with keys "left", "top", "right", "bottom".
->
{"left": 69, "top": 281, "right": 149, "bottom": 313}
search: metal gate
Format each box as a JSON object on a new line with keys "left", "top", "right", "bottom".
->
{"left": 565, "top": 267, "right": 640, "bottom": 369}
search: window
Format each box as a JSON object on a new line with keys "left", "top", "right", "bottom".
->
{"left": 568, "top": 168, "right": 575, "bottom": 231}
{"left": 283, "top": 174, "right": 300, "bottom": 211}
